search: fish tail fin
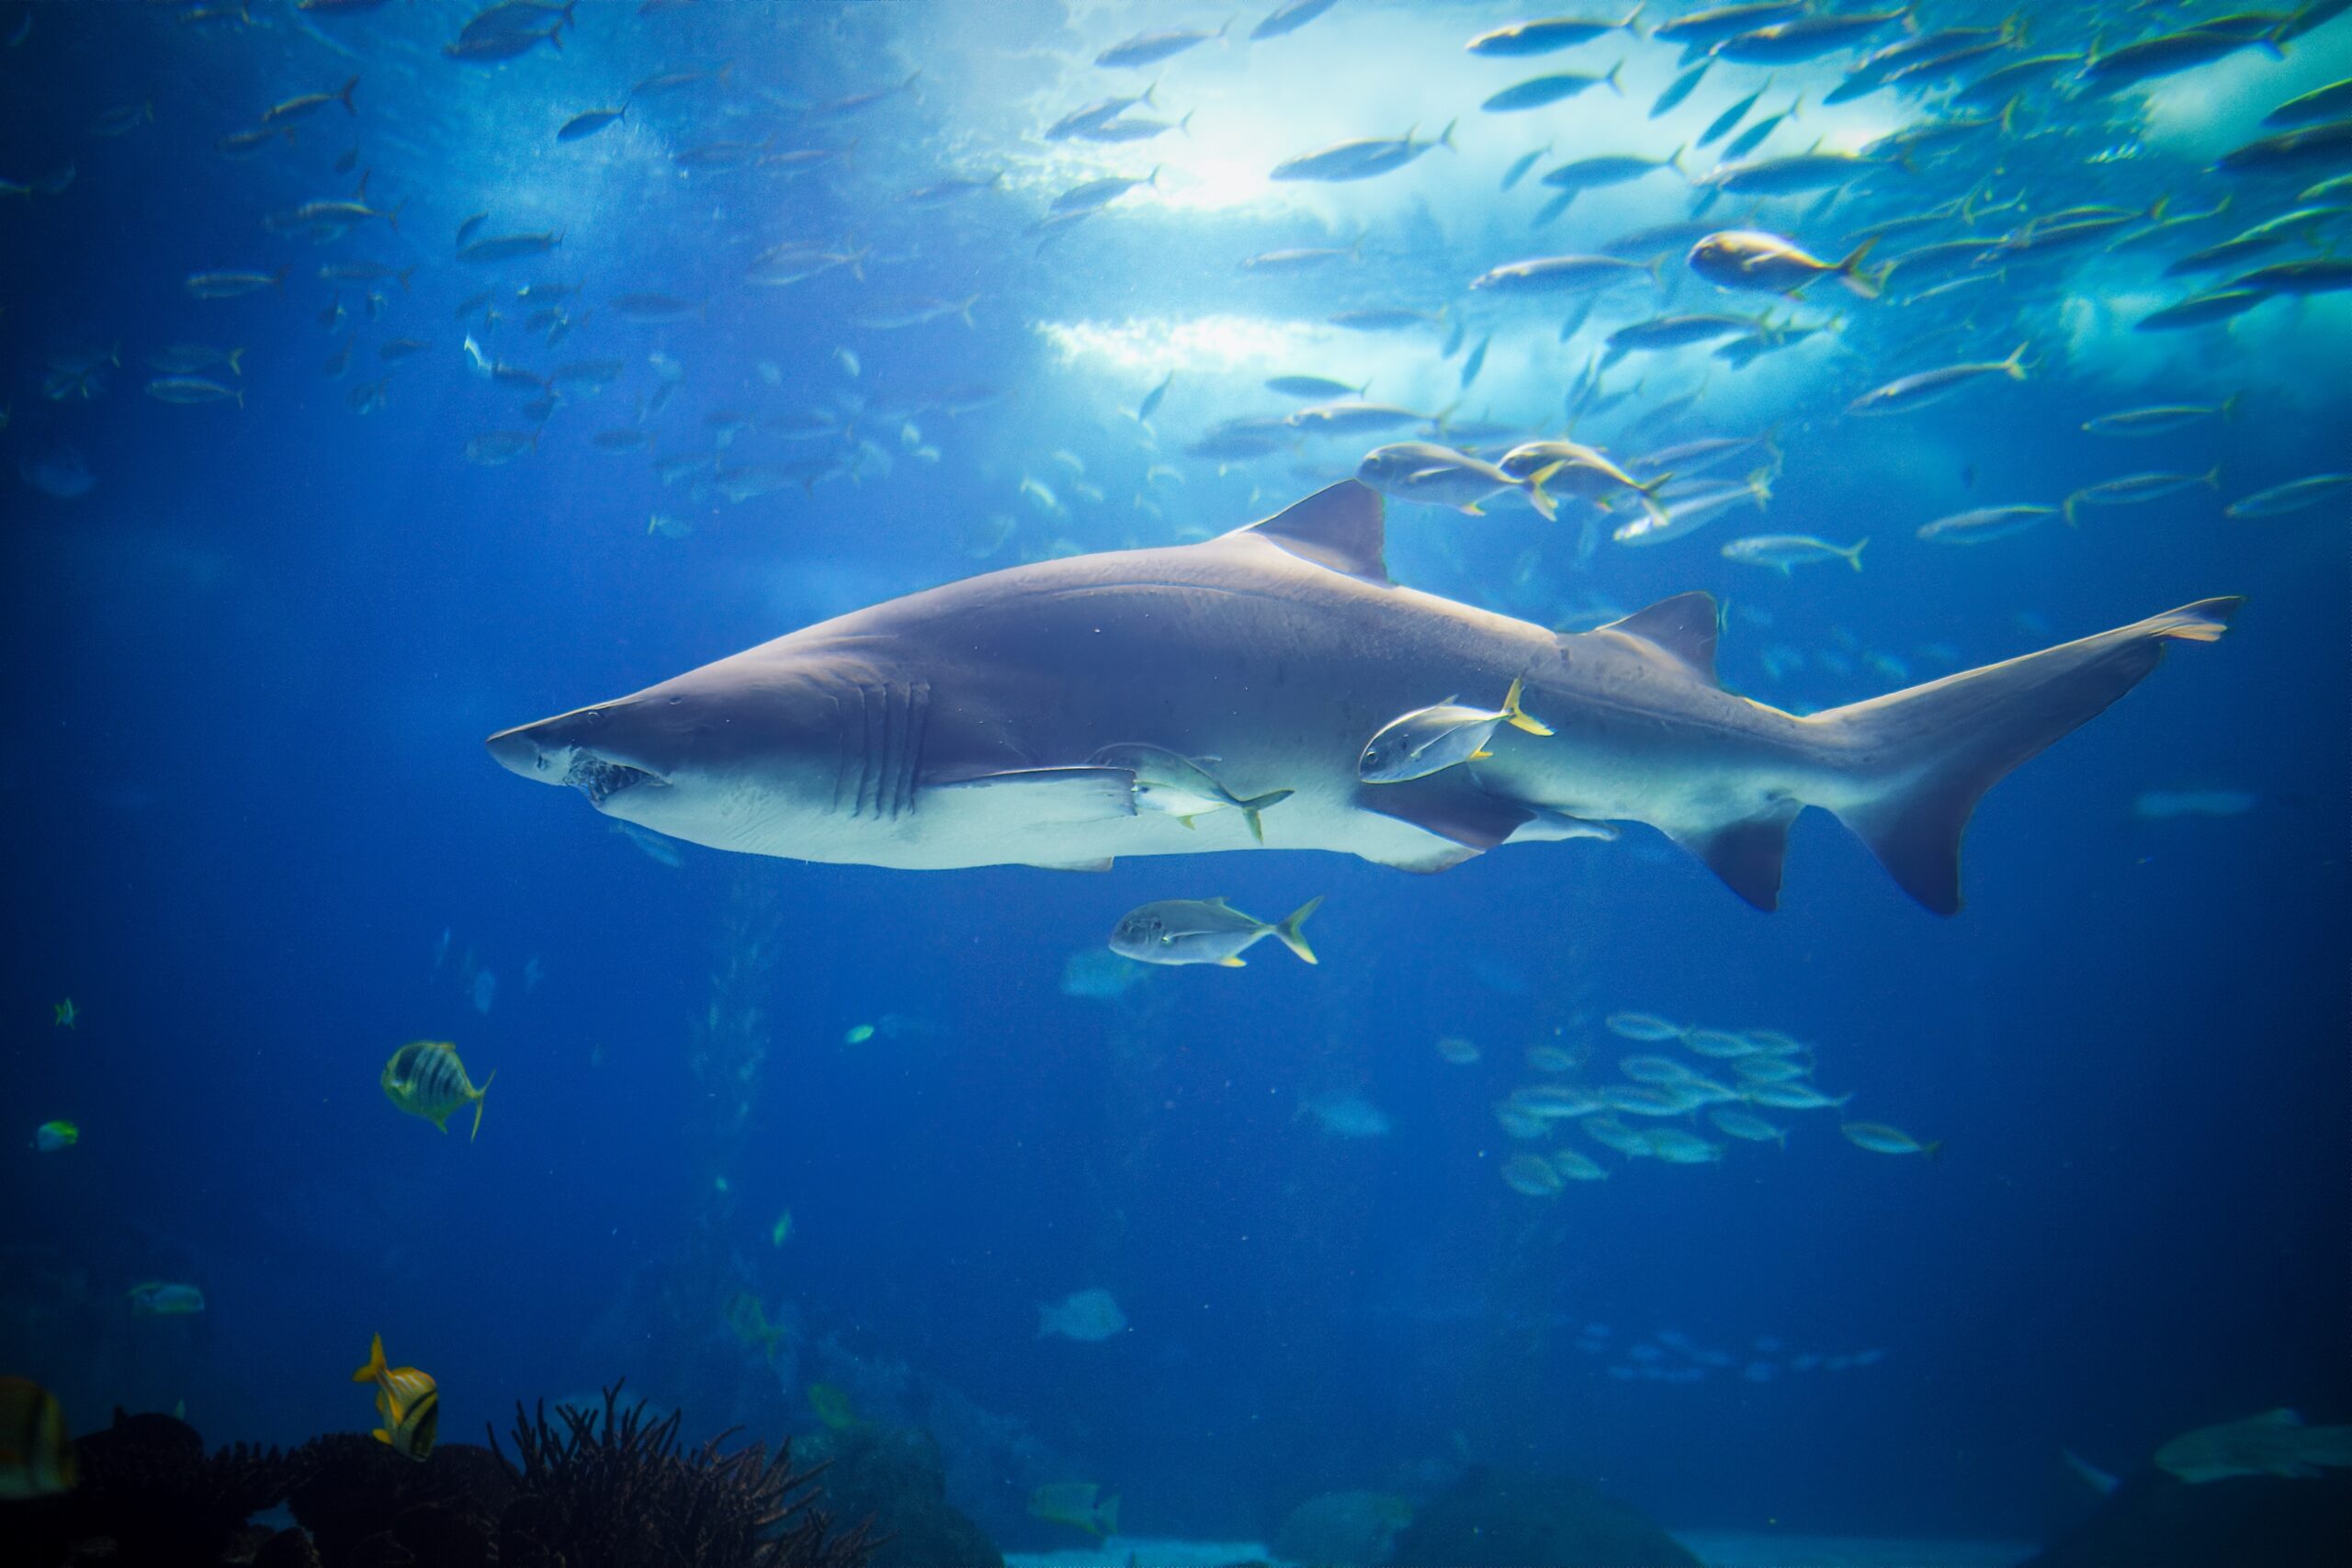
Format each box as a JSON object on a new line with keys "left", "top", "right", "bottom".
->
{"left": 1604, "top": 61, "right": 1623, "bottom": 96}
{"left": 1811, "top": 596, "right": 2243, "bottom": 913}
{"left": 2002, "top": 341, "right": 2031, "bottom": 378}
{"left": 1835, "top": 235, "right": 1883, "bottom": 299}
{"left": 1844, "top": 537, "right": 1868, "bottom": 570}
{"left": 1921, "top": 1138, "right": 1944, "bottom": 1161}
{"left": 1272, "top": 896, "right": 1324, "bottom": 964}
{"left": 228, "top": 347, "right": 243, "bottom": 375}
{"left": 354, "top": 1333, "right": 388, "bottom": 1385}
{"left": 338, "top": 75, "right": 358, "bottom": 114}
{"left": 1178, "top": 109, "right": 1194, "bottom": 137}
{"left": 1099, "top": 1492, "right": 1122, "bottom": 1538}
{"left": 2220, "top": 390, "right": 2242, "bottom": 422}
{"left": 2200, "top": 465, "right": 2220, "bottom": 490}
{"left": 1237, "top": 788, "right": 1294, "bottom": 844}
{"left": 386, "top": 199, "right": 404, "bottom": 233}
{"left": 1437, "top": 118, "right": 1457, "bottom": 152}
{"left": 1501, "top": 675, "right": 1554, "bottom": 736}
{"left": 470, "top": 1070, "right": 494, "bottom": 1141}
{"left": 1523, "top": 458, "right": 1564, "bottom": 522}
{"left": 2062, "top": 491, "right": 2082, "bottom": 528}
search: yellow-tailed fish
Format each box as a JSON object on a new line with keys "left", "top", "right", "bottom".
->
{"left": 352, "top": 1333, "right": 438, "bottom": 1460}
{"left": 381, "top": 1040, "right": 493, "bottom": 1139}
{"left": 0, "top": 1376, "right": 77, "bottom": 1500}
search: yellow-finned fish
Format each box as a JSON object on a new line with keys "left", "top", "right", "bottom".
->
{"left": 381, "top": 1041, "right": 493, "bottom": 1139}
{"left": 0, "top": 1376, "right": 77, "bottom": 1500}
{"left": 352, "top": 1334, "right": 438, "bottom": 1460}
{"left": 1029, "top": 1481, "right": 1120, "bottom": 1539}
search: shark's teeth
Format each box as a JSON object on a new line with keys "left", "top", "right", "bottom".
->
{"left": 562, "top": 753, "right": 660, "bottom": 806}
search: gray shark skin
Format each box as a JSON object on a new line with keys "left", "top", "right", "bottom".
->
{"left": 487, "top": 481, "right": 2239, "bottom": 912}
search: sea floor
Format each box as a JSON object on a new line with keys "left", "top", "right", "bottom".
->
{"left": 1007, "top": 1529, "right": 2037, "bottom": 1568}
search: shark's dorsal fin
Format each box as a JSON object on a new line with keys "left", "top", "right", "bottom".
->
{"left": 1596, "top": 592, "right": 1720, "bottom": 683}
{"left": 1229, "top": 480, "right": 1390, "bottom": 584}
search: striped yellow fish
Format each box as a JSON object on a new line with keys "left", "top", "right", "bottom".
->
{"left": 0, "top": 1376, "right": 76, "bottom": 1500}
{"left": 351, "top": 1334, "right": 439, "bottom": 1460}
{"left": 380, "top": 1040, "right": 493, "bottom": 1139}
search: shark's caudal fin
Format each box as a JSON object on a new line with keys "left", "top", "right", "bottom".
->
{"left": 1815, "top": 596, "right": 2243, "bottom": 914}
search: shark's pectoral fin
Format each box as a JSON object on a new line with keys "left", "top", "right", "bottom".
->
{"left": 927, "top": 766, "right": 1137, "bottom": 824}
{"left": 1359, "top": 783, "right": 1535, "bottom": 854}
{"left": 1668, "top": 805, "right": 1801, "bottom": 911}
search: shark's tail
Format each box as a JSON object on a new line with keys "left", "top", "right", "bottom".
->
{"left": 1813, "top": 596, "right": 2242, "bottom": 913}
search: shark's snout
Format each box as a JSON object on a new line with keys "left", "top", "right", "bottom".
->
{"left": 485, "top": 708, "right": 667, "bottom": 806}
{"left": 484, "top": 720, "right": 555, "bottom": 780}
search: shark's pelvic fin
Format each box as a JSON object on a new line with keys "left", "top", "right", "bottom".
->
{"left": 1227, "top": 479, "right": 1392, "bottom": 583}
{"left": 1670, "top": 804, "right": 1803, "bottom": 912}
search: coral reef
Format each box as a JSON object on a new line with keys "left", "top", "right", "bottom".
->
{"left": 18, "top": 1407, "right": 299, "bottom": 1566}
{"left": 0, "top": 1386, "right": 875, "bottom": 1568}
{"left": 493, "top": 1384, "right": 874, "bottom": 1568}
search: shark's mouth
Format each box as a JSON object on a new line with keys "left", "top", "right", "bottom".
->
{"left": 562, "top": 752, "right": 662, "bottom": 807}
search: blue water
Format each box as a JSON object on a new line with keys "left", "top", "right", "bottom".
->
{"left": 6, "top": 0, "right": 2349, "bottom": 1555}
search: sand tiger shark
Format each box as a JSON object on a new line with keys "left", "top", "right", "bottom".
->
{"left": 488, "top": 481, "right": 2237, "bottom": 912}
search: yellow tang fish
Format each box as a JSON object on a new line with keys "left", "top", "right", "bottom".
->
{"left": 381, "top": 1041, "right": 493, "bottom": 1139}
{"left": 0, "top": 1376, "right": 77, "bottom": 1500}
{"left": 352, "top": 1334, "right": 439, "bottom": 1460}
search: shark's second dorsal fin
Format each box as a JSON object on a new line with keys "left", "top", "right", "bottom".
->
{"left": 1595, "top": 592, "right": 1720, "bottom": 683}
{"left": 1229, "top": 480, "right": 1391, "bottom": 584}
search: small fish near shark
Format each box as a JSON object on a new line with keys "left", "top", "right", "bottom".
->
{"left": 488, "top": 482, "right": 2239, "bottom": 913}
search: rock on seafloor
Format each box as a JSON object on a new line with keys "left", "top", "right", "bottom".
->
{"left": 1387, "top": 1467, "right": 1702, "bottom": 1568}
{"left": 2018, "top": 1465, "right": 2352, "bottom": 1568}
{"left": 799, "top": 1422, "right": 1004, "bottom": 1568}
